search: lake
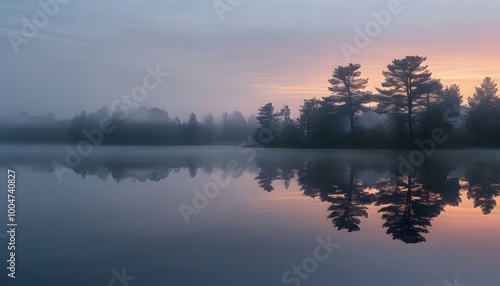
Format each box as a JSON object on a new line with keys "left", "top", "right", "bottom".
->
{"left": 1, "top": 146, "right": 499, "bottom": 286}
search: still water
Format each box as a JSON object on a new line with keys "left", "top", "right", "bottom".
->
{"left": 0, "top": 146, "right": 499, "bottom": 286}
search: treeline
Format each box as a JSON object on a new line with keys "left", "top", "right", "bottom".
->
{"left": 1, "top": 106, "right": 259, "bottom": 145}
{"left": 252, "top": 56, "right": 500, "bottom": 148}
{"left": 1, "top": 55, "right": 499, "bottom": 148}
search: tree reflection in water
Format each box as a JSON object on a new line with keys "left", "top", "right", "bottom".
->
{"left": 3, "top": 148, "right": 499, "bottom": 244}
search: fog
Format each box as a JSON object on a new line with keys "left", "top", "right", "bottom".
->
{"left": 1, "top": 0, "right": 499, "bottom": 118}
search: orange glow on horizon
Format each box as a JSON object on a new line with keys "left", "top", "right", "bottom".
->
{"left": 260, "top": 50, "right": 500, "bottom": 109}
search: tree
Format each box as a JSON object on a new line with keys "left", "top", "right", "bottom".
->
{"left": 442, "top": 84, "right": 463, "bottom": 108}
{"left": 186, "top": 113, "right": 199, "bottom": 143}
{"left": 299, "top": 98, "right": 321, "bottom": 140}
{"left": 67, "top": 110, "right": 88, "bottom": 143}
{"left": 203, "top": 113, "right": 215, "bottom": 127}
{"left": 466, "top": 77, "right": 500, "bottom": 146}
{"left": 275, "top": 105, "right": 301, "bottom": 147}
{"left": 468, "top": 77, "right": 499, "bottom": 109}
{"left": 419, "top": 84, "right": 462, "bottom": 142}
{"left": 376, "top": 56, "right": 434, "bottom": 141}
{"left": 416, "top": 79, "right": 443, "bottom": 112}
{"left": 327, "top": 63, "right": 372, "bottom": 140}
{"left": 222, "top": 111, "right": 249, "bottom": 142}
{"left": 279, "top": 105, "right": 292, "bottom": 125}
{"left": 374, "top": 91, "right": 407, "bottom": 146}
{"left": 202, "top": 113, "right": 216, "bottom": 144}
{"left": 256, "top": 103, "right": 278, "bottom": 128}
{"left": 187, "top": 113, "right": 199, "bottom": 127}
{"left": 149, "top": 107, "right": 170, "bottom": 121}
{"left": 254, "top": 103, "right": 280, "bottom": 145}
{"left": 299, "top": 98, "right": 345, "bottom": 147}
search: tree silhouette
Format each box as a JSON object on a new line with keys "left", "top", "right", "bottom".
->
{"left": 413, "top": 158, "right": 458, "bottom": 215}
{"left": 323, "top": 164, "right": 374, "bottom": 232}
{"left": 465, "top": 161, "right": 500, "bottom": 214}
{"left": 202, "top": 113, "right": 216, "bottom": 143}
{"left": 442, "top": 84, "right": 463, "bottom": 109}
{"left": 376, "top": 56, "right": 435, "bottom": 141}
{"left": 418, "top": 84, "right": 462, "bottom": 143}
{"left": 416, "top": 79, "right": 443, "bottom": 112}
{"left": 4, "top": 55, "right": 500, "bottom": 149}
{"left": 185, "top": 113, "right": 202, "bottom": 144}
{"left": 327, "top": 63, "right": 372, "bottom": 141}
{"left": 376, "top": 174, "right": 432, "bottom": 244}
{"left": 466, "top": 77, "right": 500, "bottom": 146}
{"left": 254, "top": 103, "right": 280, "bottom": 145}
{"left": 297, "top": 160, "right": 373, "bottom": 232}
{"left": 298, "top": 97, "right": 345, "bottom": 147}
{"left": 222, "top": 111, "right": 249, "bottom": 143}
{"left": 275, "top": 105, "right": 302, "bottom": 147}
{"left": 254, "top": 157, "right": 280, "bottom": 192}
{"left": 67, "top": 110, "right": 88, "bottom": 143}
{"left": 254, "top": 156, "right": 299, "bottom": 192}
{"left": 299, "top": 98, "right": 322, "bottom": 142}
{"left": 468, "top": 77, "right": 499, "bottom": 108}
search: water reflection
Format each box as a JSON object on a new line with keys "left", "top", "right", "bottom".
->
{"left": 3, "top": 147, "right": 499, "bottom": 244}
{"left": 296, "top": 161, "right": 375, "bottom": 232}
{"left": 254, "top": 151, "right": 499, "bottom": 244}
{"left": 465, "top": 160, "right": 500, "bottom": 214}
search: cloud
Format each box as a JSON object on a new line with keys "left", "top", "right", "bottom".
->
{"left": 0, "top": 0, "right": 499, "bottom": 118}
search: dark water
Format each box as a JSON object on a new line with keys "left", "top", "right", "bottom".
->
{"left": 0, "top": 146, "right": 499, "bottom": 286}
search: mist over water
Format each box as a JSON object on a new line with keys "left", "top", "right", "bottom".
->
{"left": 1, "top": 146, "right": 498, "bottom": 286}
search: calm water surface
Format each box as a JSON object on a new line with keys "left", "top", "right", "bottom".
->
{"left": 0, "top": 146, "right": 499, "bottom": 286}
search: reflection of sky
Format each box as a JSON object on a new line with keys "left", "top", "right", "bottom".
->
{"left": 1, "top": 0, "right": 499, "bottom": 120}
{"left": 3, "top": 168, "right": 499, "bottom": 286}
{"left": 1, "top": 147, "right": 499, "bottom": 286}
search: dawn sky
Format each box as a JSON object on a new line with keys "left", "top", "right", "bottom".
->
{"left": 1, "top": 0, "right": 499, "bottom": 120}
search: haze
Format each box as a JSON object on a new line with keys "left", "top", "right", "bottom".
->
{"left": 1, "top": 0, "right": 499, "bottom": 119}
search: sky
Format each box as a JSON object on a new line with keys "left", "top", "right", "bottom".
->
{"left": 1, "top": 0, "right": 499, "bottom": 120}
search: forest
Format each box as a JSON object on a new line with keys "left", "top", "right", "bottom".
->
{"left": 2, "top": 56, "right": 499, "bottom": 149}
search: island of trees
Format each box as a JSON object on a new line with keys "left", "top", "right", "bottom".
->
{"left": 2, "top": 56, "right": 499, "bottom": 149}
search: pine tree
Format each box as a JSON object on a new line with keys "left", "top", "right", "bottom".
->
{"left": 468, "top": 77, "right": 499, "bottom": 109}
{"left": 254, "top": 103, "right": 280, "bottom": 145}
{"left": 466, "top": 77, "right": 500, "bottom": 146}
{"left": 327, "top": 63, "right": 372, "bottom": 140}
{"left": 376, "top": 56, "right": 434, "bottom": 141}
